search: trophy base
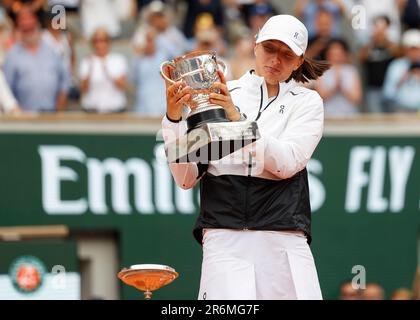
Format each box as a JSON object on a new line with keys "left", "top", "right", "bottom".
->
{"left": 186, "top": 108, "right": 229, "bottom": 132}
{"left": 165, "top": 121, "right": 260, "bottom": 163}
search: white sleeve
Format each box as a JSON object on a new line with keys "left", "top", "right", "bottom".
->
{"left": 79, "top": 57, "right": 90, "bottom": 80}
{"left": 0, "top": 71, "right": 18, "bottom": 113}
{"left": 113, "top": 54, "right": 128, "bottom": 77}
{"left": 263, "top": 92, "right": 324, "bottom": 179}
{"left": 162, "top": 115, "right": 203, "bottom": 189}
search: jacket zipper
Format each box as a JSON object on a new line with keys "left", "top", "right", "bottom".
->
{"left": 255, "top": 84, "right": 280, "bottom": 121}
{"left": 243, "top": 174, "right": 250, "bottom": 231}
{"left": 243, "top": 82, "right": 280, "bottom": 230}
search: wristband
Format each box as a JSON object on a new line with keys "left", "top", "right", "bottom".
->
{"left": 166, "top": 113, "right": 182, "bottom": 123}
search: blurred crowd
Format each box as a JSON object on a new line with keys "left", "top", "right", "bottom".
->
{"left": 0, "top": 0, "right": 419, "bottom": 117}
{"left": 339, "top": 281, "right": 416, "bottom": 300}
{"left": 338, "top": 266, "right": 420, "bottom": 300}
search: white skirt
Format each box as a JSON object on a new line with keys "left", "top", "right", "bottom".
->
{"left": 198, "top": 229, "right": 323, "bottom": 300}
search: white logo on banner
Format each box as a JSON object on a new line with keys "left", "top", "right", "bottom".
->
{"left": 345, "top": 146, "right": 415, "bottom": 213}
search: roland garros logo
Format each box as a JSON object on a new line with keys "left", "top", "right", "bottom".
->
{"left": 9, "top": 256, "right": 47, "bottom": 294}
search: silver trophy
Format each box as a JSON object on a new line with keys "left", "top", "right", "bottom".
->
{"left": 160, "top": 50, "right": 260, "bottom": 163}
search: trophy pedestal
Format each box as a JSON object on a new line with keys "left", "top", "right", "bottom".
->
{"left": 166, "top": 121, "right": 261, "bottom": 163}
{"left": 118, "top": 264, "right": 179, "bottom": 300}
{"left": 186, "top": 107, "right": 229, "bottom": 132}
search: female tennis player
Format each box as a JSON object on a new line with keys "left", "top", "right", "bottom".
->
{"left": 162, "top": 14, "right": 329, "bottom": 300}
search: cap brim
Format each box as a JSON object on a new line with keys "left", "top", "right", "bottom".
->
{"left": 256, "top": 35, "right": 304, "bottom": 56}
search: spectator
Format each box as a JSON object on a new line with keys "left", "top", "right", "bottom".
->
{"left": 2, "top": 0, "right": 47, "bottom": 25}
{"left": 306, "top": 8, "right": 336, "bottom": 60}
{"left": 131, "top": 26, "right": 172, "bottom": 116}
{"left": 79, "top": 28, "right": 128, "bottom": 113}
{"left": 361, "top": 282, "right": 385, "bottom": 300}
{"left": 338, "top": 280, "right": 361, "bottom": 300}
{"left": 227, "top": 32, "right": 256, "bottom": 80}
{"left": 294, "top": 0, "right": 346, "bottom": 39}
{"left": 0, "top": 7, "right": 15, "bottom": 66}
{"left": 42, "top": 9, "right": 80, "bottom": 100}
{"left": 401, "top": 0, "right": 420, "bottom": 29}
{"left": 192, "top": 26, "right": 226, "bottom": 56}
{"left": 133, "top": 0, "right": 189, "bottom": 58}
{"left": 130, "top": 1, "right": 189, "bottom": 116}
{"left": 3, "top": 9, "right": 70, "bottom": 112}
{"left": 42, "top": 10, "right": 74, "bottom": 75}
{"left": 192, "top": 12, "right": 227, "bottom": 54}
{"left": 80, "top": 0, "right": 121, "bottom": 39}
{"left": 358, "top": 15, "right": 399, "bottom": 113}
{"left": 391, "top": 288, "right": 412, "bottom": 300}
{"left": 114, "top": 0, "right": 137, "bottom": 22}
{"left": 382, "top": 29, "right": 420, "bottom": 112}
{"left": 191, "top": 26, "right": 228, "bottom": 90}
{"left": 181, "top": 0, "right": 225, "bottom": 39}
{"left": 240, "top": 0, "right": 279, "bottom": 32}
{"left": 344, "top": 0, "right": 402, "bottom": 47}
{"left": 0, "top": 70, "right": 21, "bottom": 114}
{"left": 314, "top": 39, "right": 362, "bottom": 117}
{"left": 247, "top": 2, "right": 275, "bottom": 35}
{"left": 220, "top": 0, "right": 248, "bottom": 44}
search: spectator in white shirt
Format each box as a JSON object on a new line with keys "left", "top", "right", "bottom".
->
{"left": 79, "top": 28, "right": 128, "bottom": 113}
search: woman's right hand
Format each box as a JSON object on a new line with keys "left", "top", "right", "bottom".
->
{"left": 161, "top": 67, "right": 192, "bottom": 121}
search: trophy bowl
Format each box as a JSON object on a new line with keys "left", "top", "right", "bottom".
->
{"left": 160, "top": 50, "right": 229, "bottom": 131}
{"left": 160, "top": 50, "right": 261, "bottom": 164}
{"left": 118, "top": 264, "right": 179, "bottom": 300}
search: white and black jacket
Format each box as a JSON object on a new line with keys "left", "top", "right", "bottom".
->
{"left": 162, "top": 70, "right": 324, "bottom": 244}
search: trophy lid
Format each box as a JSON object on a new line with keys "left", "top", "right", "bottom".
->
{"left": 128, "top": 264, "right": 176, "bottom": 273}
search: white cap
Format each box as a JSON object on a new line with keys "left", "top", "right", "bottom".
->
{"left": 255, "top": 14, "right": 308, "bottom": 56}
{"left": 402, "top": 29, "right": 420, "bottom": 48}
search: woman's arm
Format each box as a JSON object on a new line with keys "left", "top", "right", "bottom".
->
{"left": 262, "top": 92, "right": 324, "bottom": 179}
{"left": 161, "top": 116, "right": 203, "bottom": 189}
{"left": 161, "top": 67, "right": 241, "bottom": 189}
{"left": 161, "top": 66, "right": 201, "bottom": 190}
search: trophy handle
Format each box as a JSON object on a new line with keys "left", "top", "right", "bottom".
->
{"left": 160, "top": 61, "right": 176, "bottom": 84}
{"left": 217, "top": 60, "right": 228, "bottom": 77}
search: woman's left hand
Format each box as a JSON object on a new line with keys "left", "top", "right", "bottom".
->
{"left": 209, "top": 70, "right": 241, "bottom": 121}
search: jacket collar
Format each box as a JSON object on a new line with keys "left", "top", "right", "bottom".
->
{"left": 239, "top": 70, "right": 298, "bottom": 97}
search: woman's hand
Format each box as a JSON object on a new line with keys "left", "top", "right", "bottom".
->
{"left": 161, "top": 66, "right": 192, "bottom": 121}
{"left": 209, "top": 70, "right": 241, "bottom": 121}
